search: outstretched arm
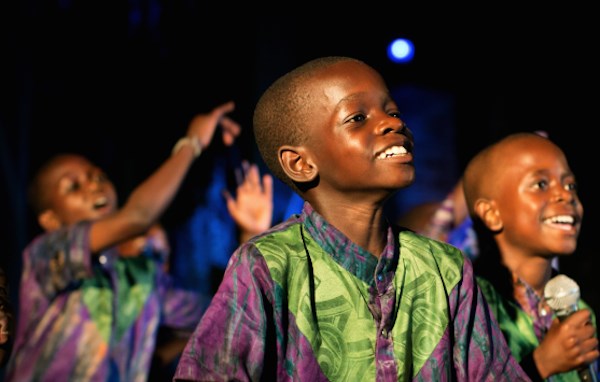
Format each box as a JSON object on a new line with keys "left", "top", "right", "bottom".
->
{"left": 90, "top": 101, "right": 241, "bottom": 253}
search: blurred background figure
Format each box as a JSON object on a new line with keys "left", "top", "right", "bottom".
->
{"left": 0, "top": 266, "right": 13, "bottom": 369}
{"left": 4, "top": 102, "right": 239, "bottom": 381}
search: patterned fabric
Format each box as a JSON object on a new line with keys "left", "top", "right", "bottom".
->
{"left": 477, "top": 275, "right": 598, "bottom": 382}
{"left": 174, "top": 201, "right": 529, "bottom": 381}
{"left": 5, "top": 221, "right": 207, "bottom": 382}
{"left": 419, "top": 195, "right": 479, "bottom": 261}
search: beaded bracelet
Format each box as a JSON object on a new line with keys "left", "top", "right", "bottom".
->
{"left": 172, "top": 136, "right": 202, "bottom": 158}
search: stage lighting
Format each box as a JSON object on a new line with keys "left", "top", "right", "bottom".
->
{"left": 387, "top": 38, "right": 414, "bottom": 64}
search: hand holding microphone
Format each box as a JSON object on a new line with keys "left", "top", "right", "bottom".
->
{"left": 543, "top": 274, "right": 599, "bottom": 381}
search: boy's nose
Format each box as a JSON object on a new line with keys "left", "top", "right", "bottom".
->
{"left": 553, "top": 187, "right": 575, "bottom": 203}
{"left": 87, "top": 176, "right": 103, "bottom": 191}
{"left": 376, "top": 117, "right": 406, "bottom": 136}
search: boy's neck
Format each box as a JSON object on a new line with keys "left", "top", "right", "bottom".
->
{"left": 501, "top": 250, "right": 555, "bottom": 295}
{"left": 308, "top": 199, "right": 389, "bottom": 257}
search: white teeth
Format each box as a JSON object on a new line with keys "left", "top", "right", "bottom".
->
{"left": 544, "top": 215, "right": 575, "bottom": 225}
{"left": 93, "top": 196, "right": 108, "bottom": 209}
{"left": 378, "top": 145, "right": 407, "bottom": 159}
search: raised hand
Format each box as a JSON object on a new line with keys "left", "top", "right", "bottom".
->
{"left": 223, "top": 160, "right": 273, "bottom": 243}
{"left": 186, "top": 101, "right": 241, "bottom": 150}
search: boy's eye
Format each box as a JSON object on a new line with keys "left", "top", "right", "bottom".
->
{"left": 66, "top": 181, "right": 81, "bottom": 192}
{"left": 389, "top": 111, "right": 402, "bottom": 119}
{"left": 348, "top": 114, "right": 366, "bottom": 123}
{"left": 566, "top": 182, "right": 577, "bottom": 191}
{"left": 533, "top": 179, "right": 549, "bottom": 190}
{"left": 93, "top": 173, "right": 107, "bottom": 183}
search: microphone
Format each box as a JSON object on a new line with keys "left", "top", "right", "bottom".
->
{"left": 544, "top": 274, "right": 598, "bottom": 382}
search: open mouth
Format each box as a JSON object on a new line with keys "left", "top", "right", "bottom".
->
{"left": 93, "top": 196, "right": 109, "bottom": 210}
{"left": 377, "top": 145, "right": 408, "bottom": 159}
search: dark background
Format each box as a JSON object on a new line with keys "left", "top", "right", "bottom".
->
{"left": 1, "top": 1, "right": 599, "bottom": 366}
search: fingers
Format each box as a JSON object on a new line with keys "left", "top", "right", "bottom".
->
{"left": 568, "top": 309, "right": 592, "bottom": 326}
{"left": 244, "top": 162, "right": 261, "bottom": 186}
{"left": 220, "top": 116, "right": 241, "bottom": 146}
{"left": 236, "top": 161, "right": 262, "bottom": 190}
{"left": 262, "top": 173, "right": 273, "bottom": 199}
{"left": 561, "top": 311, "right": 600, "bottom": 369}
{"left": 212, "top": 101, "right": 235, "bottom": 116}
{"left": 222, "top": 189, "right": 238, "bottom": 219}
{"left": 211, "top": 101, "right": 239, "bottom": 147}
{"left": 187, "top": 101, "right": 238, "bottom": 149}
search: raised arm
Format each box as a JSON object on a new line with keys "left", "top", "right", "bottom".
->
{"left": 90, "top": 101, "right": 240, "bottom": 253}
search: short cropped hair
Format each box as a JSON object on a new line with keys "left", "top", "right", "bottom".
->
{"left": 27, "top": 153, "right": 81, "bottom": 216}
{"left": 252, "top": 56, "right": 365, "bottom": 193}
{"left": 463, "top": 132, "right": 550, "bottom": 219}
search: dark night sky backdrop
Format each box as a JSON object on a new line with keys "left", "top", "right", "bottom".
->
{"left": 2, "top": 2, "right": 599, "bottom": 342}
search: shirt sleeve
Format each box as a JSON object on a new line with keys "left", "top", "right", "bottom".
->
{"left": 155, "top": 267, "right": 209, "bottom": 329}
{"left": 173, "top": 242, "right": 275, "bottom": 381}
{"left": 451, "top": 256, "right": 531, "bottom": 381}
{"left": 26, "top": 222, "right": 92, "bottom": 298}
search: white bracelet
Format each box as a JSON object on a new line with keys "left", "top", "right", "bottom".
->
{"left": 172, "top": 136, "right": 202, "bottom": 158}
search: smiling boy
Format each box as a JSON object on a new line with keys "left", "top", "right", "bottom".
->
{"left": 174, "top": 56, "right": 528, "bottom": 381}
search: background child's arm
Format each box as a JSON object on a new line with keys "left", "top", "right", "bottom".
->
{"left": 90, "top": 101, "right": 240, "bottom": 253}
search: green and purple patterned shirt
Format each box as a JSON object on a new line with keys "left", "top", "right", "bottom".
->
{"left": 174, "top": 202, "right": 529, "bottom": 381}
{"left": 5, "top": 221, "right": 207, "bottom": 381}
{"left": 477, "top": 275, "right": 598, "bottom": 381}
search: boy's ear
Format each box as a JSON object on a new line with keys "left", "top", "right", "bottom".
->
{"left": 38, "top": 209, "right": 62, "bottom": 232}
{"left": 474, "top": 199, "right": 503, "bottom": 232}
{"left": 278, "top": 145, "right": 318, "bottom": 183}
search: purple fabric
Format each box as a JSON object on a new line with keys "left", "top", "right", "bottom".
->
{"left": 5, "top": 221, "right": 206, "bottom": 382}
{"left": 174, "top": 203, "right": 529, "bottom": 381}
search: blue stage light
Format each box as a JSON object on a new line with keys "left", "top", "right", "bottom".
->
{"left": 387, "top": 38, "right": 415, "bottom": 64}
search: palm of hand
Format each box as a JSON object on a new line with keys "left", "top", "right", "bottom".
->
{"left": 224, "top": 162, "right": 274, "bottom": 239}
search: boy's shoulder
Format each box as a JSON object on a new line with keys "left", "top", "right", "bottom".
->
{"left": 399, "top": 229, "right": 464, "bottom": 255}
{"left": 246, "top": 214, "right": 304, "bottom": 253}
{"left": 26, "top": 221, "right": 92, "bottom": 253}
{"left": 398, "top": 229, "right": 467, "bottom": 275}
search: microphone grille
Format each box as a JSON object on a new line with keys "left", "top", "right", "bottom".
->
{"left": 544, "top": 274, "right": 580, "bottom": 311}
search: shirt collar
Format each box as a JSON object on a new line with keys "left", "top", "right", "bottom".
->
{"left": 299, "top": 201, "right": 397, "bottom": 284}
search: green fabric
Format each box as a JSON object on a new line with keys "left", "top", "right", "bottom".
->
{"left": 256, "top": 227, "right": 462, "bottom": 381}
{"left": 82, "top": 268, "right": 113, "bottom": 342}
{"left": 82, "top": 256, "right": 156, "bottom": 342}
{"left": 477, "top": 277, "right": 539, "bottom": 361}
{"left": 477, "top": 276, "right": 597, "bottom": 382}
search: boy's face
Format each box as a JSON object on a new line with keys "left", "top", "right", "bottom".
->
{"left": 301, "top": 61, "right": 414, "bottom": 201}
{"left": 40, "top": 155, "right": 118, "bottom": 229}
{"left": 493, "top": 138, "right": 582, "bottom": 257}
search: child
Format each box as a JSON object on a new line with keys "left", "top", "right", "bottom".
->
{"left": 4, "top": 101, "right": 240, "bottom": 382}
{"left": 173, "top": 56, "right": 528, "bottom": 381}
{"left": 462, "top": 132, "right": 599, "bottom": 380}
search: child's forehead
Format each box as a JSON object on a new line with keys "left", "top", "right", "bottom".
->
{"left": 306, "top": 63, "right": 389, "bottom": 102}
{"left": 497, "top": 137, "right": 563, "bottom": 163}
{"left": 495, "top": 139, "right": 569, "bottom": 179}
{"left": 317, "top": 61, "right": 383, "bottom": 84}
{"left": 44, "top": 155, "right": 97, "bottom": 181}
